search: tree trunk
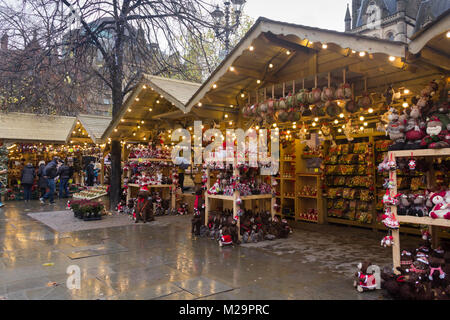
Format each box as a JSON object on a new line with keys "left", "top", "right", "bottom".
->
{"left": 109, "top": 139, "right": 121, "bottom": 210}
{"left": 109, "top": 83, "right": 123, "bottom": 210}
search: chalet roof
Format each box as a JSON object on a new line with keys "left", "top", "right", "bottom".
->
{"left": 0, "top": 112, "right": 76, "bottom": 143}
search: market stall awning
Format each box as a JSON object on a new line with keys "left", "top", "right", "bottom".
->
{"left": 0, "top": 112, "right": 76, "bottom": 144}
{"left": 74, "top": 114, "right": 112, "bottom": 144}
{"left": 408, "top": 10, "right": 450, "bottom": 72}
{"left": 102, "top": 74, "right": 202, "bottom": 143}
{"left": 184, "top": 17, "right": 446, "bottom": 114}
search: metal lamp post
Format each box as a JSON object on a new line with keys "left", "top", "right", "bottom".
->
{"left": 211, "top": 0, "right": 246, "bottom": 55}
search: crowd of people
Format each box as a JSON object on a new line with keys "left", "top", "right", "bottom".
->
{"left": 2, "top": 157, "right": 101, "bottom": 206}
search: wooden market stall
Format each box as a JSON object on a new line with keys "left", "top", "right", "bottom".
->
{"left": 0, "top": 112, "right": 77, "bottom": 200}
{"left": 67, "top": 114, "right": 112, "bottom": 185}
{"left": 102, "top": 74, "right": 212, "bottom": 211}
{"left": 181, "top": 16, "right": 449, "bottom": 233}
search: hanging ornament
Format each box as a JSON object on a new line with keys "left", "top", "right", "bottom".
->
{"left": 381, "top": 207, "right": 399, "bottom": 229}
{"left": 408, "top": 153, "right": 416, "bottom": 170}
{"left": 381, "top": 233, "right": 394, "bottom": 247}
{"left": 343, "top": 118, "right": 354, "bottom": 141}
{"left": 387, "top": 153, "right": 397, "bottom": 170}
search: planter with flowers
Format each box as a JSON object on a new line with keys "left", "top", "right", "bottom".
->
{"left": 70, "top": 199, "right": 104, "bottom": 221}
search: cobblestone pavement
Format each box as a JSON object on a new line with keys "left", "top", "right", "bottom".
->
{"left": 0, "top": 199, "right": 421, "bottom": 300}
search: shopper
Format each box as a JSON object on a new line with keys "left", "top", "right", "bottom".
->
{"left": 57, "top": 160, "right": 71, "bottom": 198}
{"left": 40, "top": 157, "right": 59, "bottom": 205}
{"left": 86, "top": 161, "right": 95, "bottom": 186}
{"left": 21, "top": 162, "right": 35, "bottom": 202}
{"left": 37, "top": 161, "right": 47, "bottom": 198}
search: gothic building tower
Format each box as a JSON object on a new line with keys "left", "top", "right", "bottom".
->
{"left": 345, "top": 0, "right": 450, "bottom": 42}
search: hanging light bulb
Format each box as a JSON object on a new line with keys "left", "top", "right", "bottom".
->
{"left": 364, "top": 122, "right": 368, "bottom": 126}
{"left": 368, "top": 108, "right": 374, "bottom": 113}
{"left": 339, "top": 113, "right": 344, "bottom": 118}
{"left": 334, "top": 119, "right": 339, "bottom": 124}
{"left": 312, "top": 122, "right": 316, "bottom": 127}
{"left": 314, "top": 117, "right": 319, "bottom": 122}
{"left": 359, "top": 116, "right": 365, "bottom": 121}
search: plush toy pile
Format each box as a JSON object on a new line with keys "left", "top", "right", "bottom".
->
{"left": 378, "top": 155, "right": 450, "bottom": 222}
{"left": 204, "top": 164, "right": 274, "bottom": 197}
{"left": 381, "top": 239, "right": 450, "bottom": 300}
{"left": 387, "top": 80, "right": 449, "bottom": 150}
{"left": 116, "top": 190, "right": 185, "bottom": 217}
{"left": 197, "top": 209, "right": 292, "bottom": 246}
{"left": 124, "top": 160, "right": 176, "bottom": 186}
{"left": 128, "top": 145, "right": 171, "bottom": 159}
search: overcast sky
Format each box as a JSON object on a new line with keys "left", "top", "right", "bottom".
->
{"left": 243, "top": 0, "right": 351, "bottom": 32}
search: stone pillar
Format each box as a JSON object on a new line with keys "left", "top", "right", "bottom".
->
{"left": 395, "top": 0, "right": 407, "bottom": 42}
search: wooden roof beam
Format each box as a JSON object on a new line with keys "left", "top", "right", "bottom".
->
{"left": 261, "top": 32, "right": 316, "bottom": 54}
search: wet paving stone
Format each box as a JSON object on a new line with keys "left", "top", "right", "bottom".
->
{"left": 0, "top": 198, "right": 423, "bottom": 300}
{"left": 173, "top": 276, "right": 235, "bottom": 298}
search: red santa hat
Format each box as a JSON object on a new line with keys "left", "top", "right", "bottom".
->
{"left": 140, "top": 185, "right": 149, "bottom": 192}
{"left": 430, "top": 191, "right": 445, "bottom": 202}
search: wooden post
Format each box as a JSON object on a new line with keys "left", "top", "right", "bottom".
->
{"left": 204, "top": 167, "right": 211, "bottom": 225}
{"left": 272, "top": 85, "right": 275, "bottom": 99}
{"left": 282, "top": 82, "right": 285, "bottom": 97}
{"left": 389, "top": 151, "right": 401, "bottom": 274}
{"left": 292, "top": 80, "right": 295, "bottom": 94}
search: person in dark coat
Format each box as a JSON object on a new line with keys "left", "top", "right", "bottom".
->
{"left": 86, "top": 161, "right": 95, "bottom": 186}
{"left": 57, "top": 160, "right": 71, "bottom": 198}
{"left": 40, "top": 157, "right": 60, "bottom": 204}
{"left": 21, "top": 163, "right": 35, "bottom": 202}
{"left": 37, "top": 161, "right": 47, "bottom": 198}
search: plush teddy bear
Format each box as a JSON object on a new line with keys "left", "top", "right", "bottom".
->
{"left": 405, "top": 105, "right": 426, "bottom": 149}
{"left": 387, "top": 108, "right": 406, "bottom": 150}
{"left": 397, "top": 194, "right": 411, "bottom": 216}
{"left": 421, "top": 117, "right": 450, "bottom": 149}
{"left": 429, "top": 191, "right": 450, "bottom": 219}
{"left": 354, "top": 261, "right": 377, "bottom": 292}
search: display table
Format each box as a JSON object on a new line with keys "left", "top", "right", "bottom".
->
{"left": 204, "top": 165, "right": 276, "bottom": 241}
{"left": 126, "top": 183, "right": 176, "bottom": 209}
{"left": 389, "top": 148, "right": 450, "bottom": 273}
{"left": 72, "top": 185, "right": 108, "bottom": 200}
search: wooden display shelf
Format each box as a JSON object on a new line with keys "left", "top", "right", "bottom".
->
{"left": 127, "top": 183, "right": 173, "bottom": 188}
{"left": 327, "top": 217, "right": 373, "bottom": 227}
{"left": 390, "top": 148, "right": 450, "bottom": 158}
{"left": 297, "top": 173, "right": 321, "bottom": 177}
{"left": 389, "top": 148, "right": 450, "bottom": 274}
{"left": 397, "top": 216, "right": 450, "bottom": 228}
{"left": 128, "top": 158, "right": 172, "bottom": 162}
{"left": 126, "top": 183, "right": 175, "bottom": 208}
{"left": 297, "top": 194, "right": 318, "bottom": 199}
{"left": 297, "top": 217, "right": 318, "bottom": 223}
{"left": 204, "top": 164, "right": 276, "bottom": 241}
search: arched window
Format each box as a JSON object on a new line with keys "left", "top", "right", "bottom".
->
{"left": 386, "top": 32, "right": 394, "bottom": 41}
